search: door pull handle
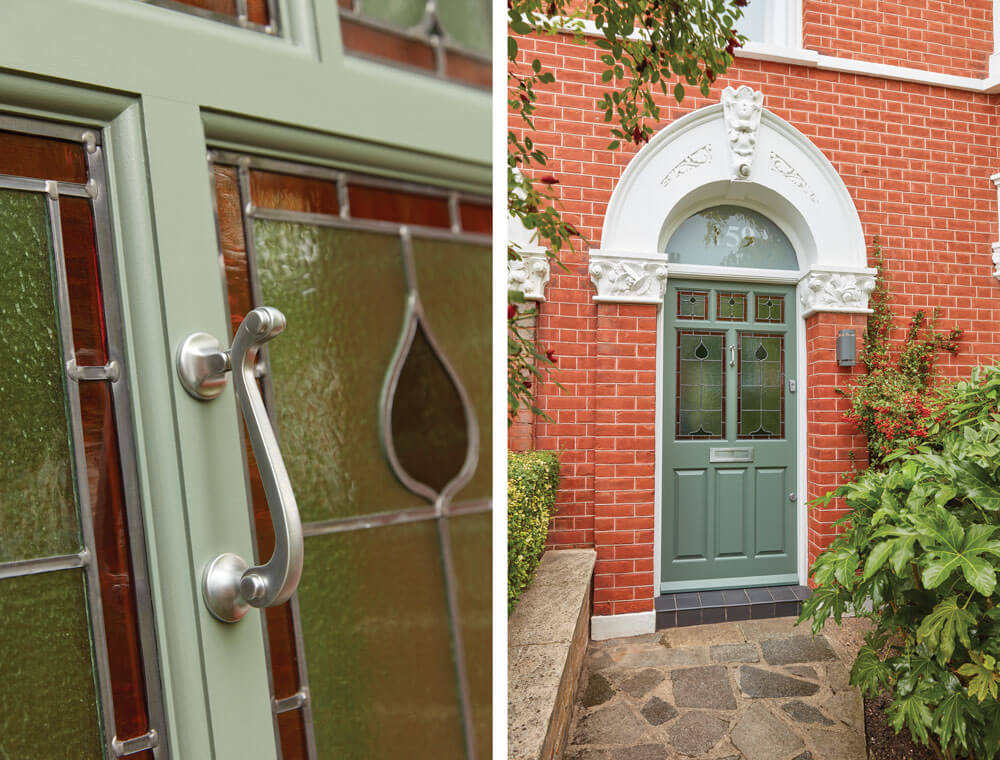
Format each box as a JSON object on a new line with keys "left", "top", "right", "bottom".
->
{"left": 176, "top": 307, "right": 304, "bottom": 623}
{"left": 728, "top": 344, "right": 736, "bottom": 367}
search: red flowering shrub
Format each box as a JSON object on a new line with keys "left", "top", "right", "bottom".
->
{"left": 840, "top": 240, "right": 961, "bottom": 466}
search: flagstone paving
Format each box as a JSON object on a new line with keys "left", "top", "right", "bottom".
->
{"left": 563, "top": 616, "right": 872, "bottom": 760}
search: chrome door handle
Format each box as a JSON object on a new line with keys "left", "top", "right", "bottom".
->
{"left": 729, "top": 344, "right": 736, "bottom": 367}
{"left": 176, "top": 307, "right": 304, "bottom": 623}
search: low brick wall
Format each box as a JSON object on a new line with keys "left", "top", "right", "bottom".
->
{"left": 508, "top": 549, "right": 597, "bottom": 760}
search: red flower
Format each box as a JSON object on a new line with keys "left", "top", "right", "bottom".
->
{"left": 540, "top": 175, "right": 559, "bottom": 185}
{"left": 508, "top": 304, "right": 517, "bottom": 320}
{"left": 725, "top": 33, "right": 742, "bottom": 56}
{"left": 546, "top": 349, "right": 557, "bottom": 364}
{"left": 733, "top": 0, "right": 748, "bottom": 6}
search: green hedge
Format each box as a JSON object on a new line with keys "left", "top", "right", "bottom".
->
{"left": 508, "top": 450, "right": 560, "bottom": 614}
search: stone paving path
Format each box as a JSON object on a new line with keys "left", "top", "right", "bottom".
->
{"left": 563, "top": 616, "right": 872, "bottom": 760}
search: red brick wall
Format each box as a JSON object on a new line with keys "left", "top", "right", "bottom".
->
{"left": 592, "top": 303, "right": 657, "bottom": 616}
{"left": 804, "top": 312, "right": 869, "bottom": 572}
{"left": 511, "top": 25, "right": 1000, "bottom": 609}
{"left": 802, "top": 0, "right": 994, "bottom": 79}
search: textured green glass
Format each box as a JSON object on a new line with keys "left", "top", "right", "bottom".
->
{"left": 676, "top": 290, "right": 708, "bottom": 319}
{"left": 665, "top": 205, "right": 798, "bottom": 270}
{"left": 358, "top": 0, "right": 426, "bottom": 30}
{"left": 0, "top": 570, "right": 102, "bottom": 758}
{"left": 253, "top": 221, "right": 426, "bottom": 520}
{"left": 411, "top": 238, "right": 491, "bottom": 502}
{"left": 755, "top": 294, "right": 785, "bottom": 323}
{"left": 0, "top": 189, "right": 81, "bottom": 561}
{"left": 717, "top": 291, "right": 747, "bottom": 321}
{"left": 448, "top": 511, "right": 491, "bottom": 760}
{"left": 296, "top": 522, "right": 465, "bottom": 760}
{"left": 739, "top": 333, "right": 784, "bottom": 439}
{"left": 437, "top": 0, "right": 490, "bottom": 55}
{"left": 676, "top": 331, "right": 724, "bottom": 439}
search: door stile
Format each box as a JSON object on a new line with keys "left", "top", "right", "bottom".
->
{"left": 135, "top": 96, "right": 276, "bottom": 759}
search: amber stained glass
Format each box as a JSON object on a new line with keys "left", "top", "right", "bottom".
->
{"left": 347, "top": 183, "right": 451, "bottom": 228}
{"left": 0, "top": 129, "right": 88, "bottom": 184}
{"left": 250, "top": 170, "right": 339, "bottom": 216}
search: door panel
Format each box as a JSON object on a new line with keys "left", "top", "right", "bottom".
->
{"left": 211, "top": 153, "right": 491, "bottom": 760}
{"left": 662, "top": 279, "right": 797, "bottom": 591}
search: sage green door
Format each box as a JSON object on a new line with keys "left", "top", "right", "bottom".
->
{"left": 661, "top": 279, "right": 798, "bottom": 592}
{"left": 0, "top": 2, "right": 490, "bottom": 759}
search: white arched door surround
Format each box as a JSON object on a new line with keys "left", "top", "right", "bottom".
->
{"left": 589, "top": 86, "right": 876, "bottom": 313}
{"left": 588, "top": 87, "right": 876, "bottom": 597}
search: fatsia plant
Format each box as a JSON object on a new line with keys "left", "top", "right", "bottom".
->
{"left": 800, "top": 365, "right": 1000, "bottom": 759}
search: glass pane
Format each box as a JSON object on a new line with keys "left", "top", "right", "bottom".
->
{"left": 297, "top": 522, "right": 465, "bottom": 760}
{"left": 357, "top": 0, "right": 426, "bottom": 29}
{"left": 0, "top": 570, "right": 102, "bottom": 758}
{"left": 61, "top": 196, "right": 108, "bottom": 367}
{"left": 0, "top": 188, "right": 81, "bottom": 561}
{"left": 0, "top": 129, "right": 88, "bottom": 184}
{"left": 664, "top": 205, "right": 798, "bottom": 270}
{"left": 81, "top": 381, "right": 150, "bottom": 741}
{"left": 340, "top": 19, "right": 437, "bottom": 73}
{"left": 347, "top": 185, "right": 451, "bottom": 228}
{"left": 410, "top": 238, "right": 491, "bottom": 501}
{"left": 676, "top": 290, "right": 708, "bottom": 320}
{"left": 253, "top": 221, "right": 428, "bottom": 520}
{"left": 716, "top": 291, "right": 747, "bottom": 321}
{"left": 735, "top": 0, "right": 772, "bottom": 41}
{"left": 449, "top": 512, "right": 491, "bottom": 760}
{"left": 390, "top": 324, "right": 469, "bottom": 493}
{"left": 250, "top": 170, "right": 339, "bottom": 216}
{"left": 437, "top": 0, "right": 490, "bottom": 54}
{"left": 676, "top": 331, "right": 725, "bottom": 440}
{"left": 738, "top": 332, "right": 785, "bottom": 439}
{"left": 755, "top": 293, "right": 785, "bottom": 323}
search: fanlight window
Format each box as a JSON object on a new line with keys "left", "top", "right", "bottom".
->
{"left": 664, "top": 205, "right": 798, "bottom": 270}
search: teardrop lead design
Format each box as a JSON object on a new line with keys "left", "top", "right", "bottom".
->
{"left": 379, "top": 234, "right": 478, "bottom": 507}
{"left": 694, "top": 340, "right": 710, "bottom": 360}
{"left": 754, "top": 342, "right": 768, "bottom": 361}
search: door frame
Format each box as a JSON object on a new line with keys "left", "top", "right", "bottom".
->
{"left": 654, "top": 265, "right": 809, "bottom": 597}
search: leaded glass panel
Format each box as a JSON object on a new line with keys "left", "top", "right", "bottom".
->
{"left": 716, "top": 291, "right": 747, "bottom": 321}
{"left": 676, "top": 331, "right": 725, "bottom": 440}
{"left": 755, "top": 293, "right": 785, "bottom": 323}
{"left": 738, "top": 332, "right": 785, "bottom": 439}
{"left": 676, "top": 290, "right": 708, "bottom": 320}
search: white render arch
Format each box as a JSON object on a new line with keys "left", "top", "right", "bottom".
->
{"left": 589, "top": 87, "right": 876, "bottom": 315}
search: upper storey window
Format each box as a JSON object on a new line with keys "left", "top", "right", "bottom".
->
{"left": 735, "top": 0, "right": 799, "bottom": 48}
{"left": 339, "top": 0, "right": 491, "bottom": 88}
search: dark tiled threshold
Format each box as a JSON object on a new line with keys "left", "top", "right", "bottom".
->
{"left": 655, "top": 585, "right": 812, "bottom": 629}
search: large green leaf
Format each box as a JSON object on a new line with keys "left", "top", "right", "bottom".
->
{"left": 918, "top": 509, "right": 1000, "bottom": 596}
{"left": 916, "top": 596, "right": 975, "bottom": 662}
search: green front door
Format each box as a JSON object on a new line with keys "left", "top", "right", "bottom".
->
{"left": 0, "top": 3, "right": 490, "bottom": 759}
{"left": 661, "top": 279, "right": 798, "bottom": 592}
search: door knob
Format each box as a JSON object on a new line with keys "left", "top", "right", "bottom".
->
{"left": 176, "top": 307, "right": 304, "bottom": 623}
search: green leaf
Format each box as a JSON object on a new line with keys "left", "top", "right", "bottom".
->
{"left": 863, "top": 540, "right": 895, "bottom": 580}
{"left": 508, "top": 36, "right": 518, "bottom": 60}
{"left": 959, "top": 655, "right": 1000, "bottom": 703}
{"left": 851, "top": 644, "right": 891, "bottom": 695}
{"left": 934, "top": 691, "right": 978, "bottom": 752}
{"left": 673, "top": 82, "right": 684, "bottom": 103}
{"left": 916, "top": 596, "right": 975, "bottom": 662}
{"left": 888, "top": 691, "right": 934, "bottom": 744}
